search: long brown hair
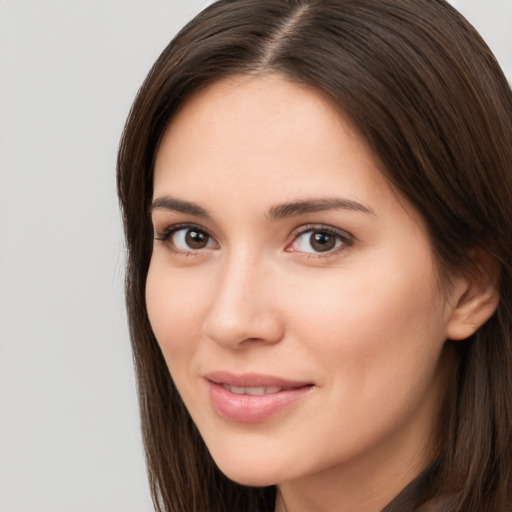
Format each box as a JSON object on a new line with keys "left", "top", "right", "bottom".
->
{"left": 117, "top": 1, "right": 512, "bottom": 510}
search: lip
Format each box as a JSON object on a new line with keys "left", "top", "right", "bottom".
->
{"left": 204, "top": 371, "right": 314, "bottom": 423}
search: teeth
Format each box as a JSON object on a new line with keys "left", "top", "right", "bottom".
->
{"left": 245, "top": 386, "right": 266, "bottom": 396}
{"left": 261, "top": 386, "right": 281, "bottom": 394}
{"left": 222, "top": 385, "right": 283, "bottom": 395}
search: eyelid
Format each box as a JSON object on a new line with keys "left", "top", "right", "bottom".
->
{"left": 153, "top": 221, "right": 353, "bottom": 258}
{"left": 154, "top": 222, "right": 218, "bottom": 252}
{"left": 286, "top": 223, "right": 354, "bottom": 256}
{"left": 155, "top": 222, "right": 206, "bottom": 240}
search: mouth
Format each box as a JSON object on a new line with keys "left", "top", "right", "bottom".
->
{"left": 220, "top": 384, "right": 289, "bottom": 395}
{"left": 204, "top": 371, "right": 314, "bottom": 423}
{"left": 205, "top": 370, "right": 312, "bottom": 388}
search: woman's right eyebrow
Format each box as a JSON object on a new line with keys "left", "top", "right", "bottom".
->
{"left": 150, "top": 196, "right": 211, "bottom": 218}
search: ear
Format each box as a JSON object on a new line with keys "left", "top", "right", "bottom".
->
{"left": 446, "top": 252, "right": 500, "bottom": 341}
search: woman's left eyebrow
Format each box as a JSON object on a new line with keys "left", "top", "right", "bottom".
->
{"left": 267, "top": 197, "right": 376, "bottom": 221}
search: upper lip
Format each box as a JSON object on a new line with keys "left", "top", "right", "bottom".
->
{"left": 204, "top": 371, "right": 313, "bottom": 388}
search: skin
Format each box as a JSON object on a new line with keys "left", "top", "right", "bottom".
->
{"left": 146, "top": 75, "right": 484, "bottom": 512}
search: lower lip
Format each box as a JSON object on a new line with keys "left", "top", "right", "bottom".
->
{"left": 207, "top": 381, "right": 313, "bottom": 423}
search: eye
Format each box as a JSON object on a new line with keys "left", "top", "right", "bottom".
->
{"left": 173, "top": 227, "right": 215, "bottom": 250}
{"left": 288, "top": 226, "right": 351, "bottom": 254}
{"left": 155, "top": 225, "right": 217, "bottom": 252}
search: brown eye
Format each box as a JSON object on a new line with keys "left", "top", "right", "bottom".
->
{"left": 169, "top": 227, "right": 216, "bottom": 251}
{"left": 289, "top": 227, "right": 349, "bottom": 254}
{"left": 184, "top": 229, "right": 210, "bottom": 249}
{"left": 309, "top": 231, "right": 336, "bottom": 252}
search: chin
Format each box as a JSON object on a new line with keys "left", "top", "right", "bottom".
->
{"left": 220, "top": 468, "right": 278, "bottom": 487}
{"left": 210, "top": 453, "right": 284, "bottom": 487}
{"left": 225, "top": 471, "right": 277, "bottom": 488}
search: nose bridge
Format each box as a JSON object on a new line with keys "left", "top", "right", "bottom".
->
{"left": 202, "top": 248, "right": 282, "bottom": 348}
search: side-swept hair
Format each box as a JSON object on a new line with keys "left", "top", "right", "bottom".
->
{"left": 117, "top": 1, "right": 512, "bottom": 510}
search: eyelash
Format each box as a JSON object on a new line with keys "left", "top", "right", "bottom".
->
{"left": 154, "top": 222, "right": 353, "bottom": 258}
{"left": 154, "top": 223, "right": 216, "bottom": 256}
{"left": 287, "top": 224, "right": 353, "bottom": 258}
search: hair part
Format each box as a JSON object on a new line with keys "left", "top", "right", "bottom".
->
{"left": 117, "top": 1, "right": 512, "bottom": 510}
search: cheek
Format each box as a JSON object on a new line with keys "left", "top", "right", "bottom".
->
{"left": 278, "top": 258, "right": 449, "bottom": 459}
{"left": 145, "top": 260, "right": 209, "bottom": 359}
{"left": 284, "top": 248, "right": 448, "bottom": 394}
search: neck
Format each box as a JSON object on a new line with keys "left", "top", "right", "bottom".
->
{"left": 274, "top": 412, "right": 437, "bottom": 512}
{"left": 273, "top": 346, "right": 453, "bottom": 512}
{"left": 275, "top": 455, "right": 431, "bottom": 512}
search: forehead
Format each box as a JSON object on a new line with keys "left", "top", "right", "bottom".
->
{"left": 154, "top": 75, "right": 388, "bottom": 201}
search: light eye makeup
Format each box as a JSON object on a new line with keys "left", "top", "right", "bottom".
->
{"left": 154, "top": 223, "right": 218, "bottom": 254}
{"left": 286, "top": 224, "right": 354, "bottom": 258}
{"left": 153, "top": 221, "right": 354, "bottom": 259}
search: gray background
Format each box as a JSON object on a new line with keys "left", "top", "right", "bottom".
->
{"left": 0, "top": 1, "right": 510, "bottom": 511}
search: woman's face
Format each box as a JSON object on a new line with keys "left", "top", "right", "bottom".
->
{"left": 146, "top": 75, "right": 457, "bottom": 494}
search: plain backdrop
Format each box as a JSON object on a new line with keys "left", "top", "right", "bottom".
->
{"left": 0, "top": 1, "right": 510, "bottom": 511}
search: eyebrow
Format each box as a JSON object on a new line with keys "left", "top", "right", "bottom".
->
{"left": 267, "top": 197, "right": 375, "bottom": 221}
{"left": 150, "top": 196, "right": 211, "bottom": 218}
{"left": 150, "top": 195, "right": 375, "bottom": 220}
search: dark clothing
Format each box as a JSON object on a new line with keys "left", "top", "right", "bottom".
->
{"left": 381, "top": 460, "right": 440, "bottom": 512}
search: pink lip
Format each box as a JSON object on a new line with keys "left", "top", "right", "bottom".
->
{"left": 204, "top": 371, "right": 314, "bottom": 423}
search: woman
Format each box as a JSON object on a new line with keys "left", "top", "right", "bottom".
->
{"left": 117, "top": 1, "right": 512, "bottom": 511}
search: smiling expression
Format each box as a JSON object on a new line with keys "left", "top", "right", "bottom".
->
{"left": 145, "top": 75, "right": 457, "bottom": 505}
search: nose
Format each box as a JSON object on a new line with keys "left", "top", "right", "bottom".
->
{"left": 202, "top": 253, "right": 284, "bottom": 349}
